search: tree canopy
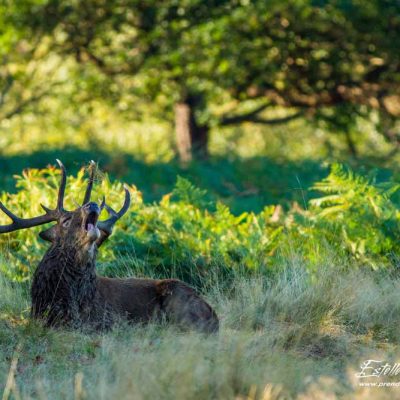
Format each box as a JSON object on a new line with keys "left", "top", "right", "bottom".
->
{"left": 1, "top": 0, "right": 400, "bottom": 160}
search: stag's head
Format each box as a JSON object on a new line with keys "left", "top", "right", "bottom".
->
{"left": 40, "top": 201, "right": 104, "bottom": 252}
{"left": 0, "top": 160, "right": 130, "bottom": 256}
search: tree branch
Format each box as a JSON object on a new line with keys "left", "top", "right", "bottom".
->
{"left": 2, "top": 82, "right": 63, "bottom": 120}
{"left": 0, "top": 75, "right": 14, "bottom": 108}
{"left": 80, "top": 48, "right": 144, "bottom": 77}
{"left": 221, "top": 109, "right": 303, "bottom": 126}
{"left": 219, "top": 102, "right": 272, "bottom": 125}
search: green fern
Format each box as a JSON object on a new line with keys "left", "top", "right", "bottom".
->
{"left": 307, "top": 163, "right": 400, "bottom": 267}
{"left": 172, "top": 176, "right": 210, "bottom": 208}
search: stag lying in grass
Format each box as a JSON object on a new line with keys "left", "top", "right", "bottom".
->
{"left": 0, "top": 161, "right": 219, "bottom": 333}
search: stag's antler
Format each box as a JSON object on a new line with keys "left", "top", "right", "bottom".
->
{"left": 82, "top": 160, "right": 96, "bottom": 205}
{"left": 0, "top": 159, "right": 67, "bottom": 233}
{"left": 97, "top": 186, "right": 131, "bottom": 237}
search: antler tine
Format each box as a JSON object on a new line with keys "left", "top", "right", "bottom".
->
{"left": 97, "top": 186, "right": 131, "bottom": 236}
{"left": 0, "top": 159, "right": 69, "bottom": 234}
{"left": 0, "top": 202, "right": 20, "bottom": 222}
{"left": 56, "top": 159, "right": 67, "bottom": 211}
{"left": 112, "top": 185, "right": 131, "bottom": 218}
{"left": 0, "top": 201, "right": 58, "bottom": 234}
{"left": 82, "top": 160, "right": 96, "bottom": 205}
{"left": 99, "top": 196, "right": 106, "bottom": 210}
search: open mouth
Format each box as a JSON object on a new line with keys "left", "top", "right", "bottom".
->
{"left": 84, "top": 211, "right": 99, "bottom": 232}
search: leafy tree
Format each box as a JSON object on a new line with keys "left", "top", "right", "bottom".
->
{"left": 2, "top": 0, "right": 400, "bottom": 160}
{"left": 0, "top": 0, "right": 69, "bottom": 142}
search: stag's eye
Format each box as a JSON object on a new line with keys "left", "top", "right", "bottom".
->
{"left": 62, "top": 217, "right": 72, "bottom": 228}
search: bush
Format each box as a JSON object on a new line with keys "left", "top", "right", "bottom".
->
{"left": 1, "top": 163, "right": 399, "bottom": 281}
{"left": 0, "top": 166, "right": 283, "bottom": 281}
{"left": 305, "top": 164, "right": 400, "bottom": 268}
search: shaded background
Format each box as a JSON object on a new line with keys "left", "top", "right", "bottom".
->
{"left": 1, "top": 0, "right": 400, "bottom": 212}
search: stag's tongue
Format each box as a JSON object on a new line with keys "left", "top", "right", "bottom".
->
{"left": 86, "top": 221, "right": 100, "bottom": 241}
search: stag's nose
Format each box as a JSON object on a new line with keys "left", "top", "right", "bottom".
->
{"left": 83, "top": 202, "right": 100, "bottom": 215}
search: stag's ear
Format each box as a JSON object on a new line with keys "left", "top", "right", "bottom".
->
{"left": 39, "top": 225, "right": 57, "bottom": 242}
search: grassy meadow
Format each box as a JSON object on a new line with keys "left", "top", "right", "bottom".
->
{"left": 2, "top": 255, "right": 400, "bottom": 399}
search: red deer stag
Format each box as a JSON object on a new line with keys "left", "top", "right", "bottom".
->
{"left": 0, "top": 161, "right": 219, "bottom": 333}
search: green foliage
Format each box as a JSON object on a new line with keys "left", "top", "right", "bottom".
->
{"left": 0, "top": 166, "right": 285, "bottom": 281}
{"left": 130, "top": 198, "right": 283, "bottom": 276}
{"left": 306, "top": 164, "right": 400, "bottom": 267}
{"left": 2, "top": 163, "right": 400, "bottom": 281}
{"left": 172, "top": 176, "right": 210, "bottom": 208}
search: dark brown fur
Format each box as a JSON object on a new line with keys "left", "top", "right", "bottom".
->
{"left": 31, "top": 237, "right": 219, "bottom": 332}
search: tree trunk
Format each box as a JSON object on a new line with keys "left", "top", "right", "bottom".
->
{"left": 344, "top": 129, "right": 357, "bottom": 158}
{"left": 175, "top": 95, "right": 209, "bottom": 163}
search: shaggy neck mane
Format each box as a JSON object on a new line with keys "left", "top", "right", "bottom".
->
{"left": 31, "top": 241, "right": 100, "bottom": 328}
{"left": 48, "top": 240, "right": 97, "bottom": 273}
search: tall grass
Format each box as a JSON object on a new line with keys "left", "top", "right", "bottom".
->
{"left": 1, "top": 253, "right": 400, "bottom": 399}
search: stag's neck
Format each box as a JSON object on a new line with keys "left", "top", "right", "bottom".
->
{"left": 31, "top": 243, "right": 100, "bottom": 326}
{"left": 47, "top": 243, "right": 98, "bottom": 292}
{"left": 46, "top": 242, "right": 97, "bottom": 276}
